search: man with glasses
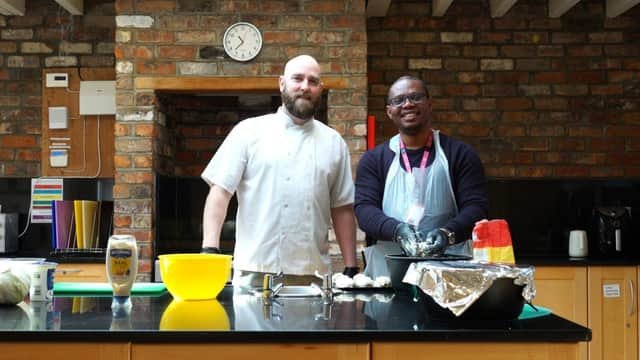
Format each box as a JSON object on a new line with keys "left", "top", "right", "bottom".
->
{"left": 354, "top": 76, "right": 488, "bottom": 278}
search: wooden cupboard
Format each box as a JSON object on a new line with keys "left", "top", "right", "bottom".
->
{"left": 371, "top": 342, "right": 580, "bottom": 360}
{"left": 534, "top": 265, "right": 639, "bottom": 360}
{"left": 533, "top": 266, "right": 588, "bottom": 325}
{"left": 5, "top": 341, "right": 582, "bottom": 360}
{"left": 55, "top": 263, "right": 107, "bottom": 282}
{"left": 587, "top": 266, "right": 637, "bottom": 360}
{"left": 533, "top": 266, "right": 588, "bottom": 360}
{"left": 4, "top": 342, "right": 129, "bottom": 360}
{"left": 132, "top": 343, "right": 369, "bottom": 360}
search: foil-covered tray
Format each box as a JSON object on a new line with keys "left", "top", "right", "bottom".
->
{"left": 403, "top": 261, "right": 535, "bottom": 317}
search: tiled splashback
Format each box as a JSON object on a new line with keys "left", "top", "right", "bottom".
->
{"left": 488, "top": 179, "right": 640, "bottom": 257}
{"left": 155, "top": 176, "right": 640, "bottom": 259}
{"left": 4, "top": 176, "right": 638, "bottom": 260}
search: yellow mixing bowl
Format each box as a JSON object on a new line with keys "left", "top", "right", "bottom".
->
{"left": 158, "top": 253, "right": 232, "bottom": 301}
{"left": 160, "top": 299, "right": 229, "bottom": 330}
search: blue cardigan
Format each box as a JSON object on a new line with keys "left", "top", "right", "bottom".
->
{"left": 354, "top": 133, "right": 489, "bottom": 246}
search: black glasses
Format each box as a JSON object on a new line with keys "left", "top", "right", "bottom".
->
{"left": 388, "top": 93, "right": 427, "bottom": 107}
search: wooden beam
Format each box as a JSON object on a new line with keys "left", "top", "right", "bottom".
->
{"left": 490, "top": 0, "right": 518, "bottom": 17}
{"left": 549, "top": 0, "right": 581, "bottom": 17}
{"left": 55, "top": 0, "right": 83, "bottom": 15}
{"left": 134, "top": 77, "right": 349, "bottom": 92}
{"left": 366, "top": 0, "right": 392, "bottom": 17}
{"left": 432, "top": 0, "right": 455, "bottom": 16}
{"left": 0, "top": 0, "right": 25, "bottom": 15}
{"left": 606, "top": 0, "right": 640, "bottom": 17}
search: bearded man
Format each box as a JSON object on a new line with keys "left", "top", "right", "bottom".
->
{"left": 200, "top": 55, "right": 358, "bottom": 288}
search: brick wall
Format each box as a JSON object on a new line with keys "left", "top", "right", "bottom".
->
{"left": 368, "top": 0, "right": 640, "bottom": 178}
{"left": 0, "top": 0, "right": 115, "bottom": 177}
{"left": 157, "top": 93, "right": 280, "bottom": 176}
{"left": 114, "top": 0, "right": 368, "bottom": 279}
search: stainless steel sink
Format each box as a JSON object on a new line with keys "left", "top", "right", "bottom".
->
{"left": 274, "top": 285, "right": 322, "bottom": 297}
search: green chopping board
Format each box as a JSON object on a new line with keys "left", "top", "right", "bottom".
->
{"left": 54, "top": 282, "right": 167, "bottom": 296}
{"left": 518, "top": 304, "right": 552, "bottom": 320}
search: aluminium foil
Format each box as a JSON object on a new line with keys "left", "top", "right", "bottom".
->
{"left": 402, "top": 261, "right": 535, "bottom": 316}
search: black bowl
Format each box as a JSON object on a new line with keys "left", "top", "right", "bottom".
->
{"left": 419, "top": 277, "right": 526, "bottom": 320}
{"left": 384, "top": 253, "right": 472, "bottom": 292}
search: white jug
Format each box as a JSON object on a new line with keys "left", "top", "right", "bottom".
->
{"left": 569, "top": 230, "right": 588, "bottom": 258}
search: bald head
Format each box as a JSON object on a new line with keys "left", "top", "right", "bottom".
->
{"left": 283, "top": 54, "right": 321, "bottom": 78}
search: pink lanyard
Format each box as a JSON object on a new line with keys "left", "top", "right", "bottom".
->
{"left": 399, "top": 136, "right": 433, "bottom": 173}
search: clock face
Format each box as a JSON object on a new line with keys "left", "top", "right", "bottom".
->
{"left": 223, "top": 22, "right": 263, "bottom": 62}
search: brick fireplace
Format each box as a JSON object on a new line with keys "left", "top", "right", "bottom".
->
{"left": 113, "top": 1, "right": 368, "bottom": 280}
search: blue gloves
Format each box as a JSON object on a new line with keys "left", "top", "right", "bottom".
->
{"left": 394, "top": 222, "right": 422, "bottom": 256}
{"left": 395, "top": 223, "right": 450, "bottom": 257}
{"left": 423, "top": 228, "right": 448, "bottom": 256}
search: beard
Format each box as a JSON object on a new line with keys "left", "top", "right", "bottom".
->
{"left": 281, "top": 87, "right": 319, "bottom": 120}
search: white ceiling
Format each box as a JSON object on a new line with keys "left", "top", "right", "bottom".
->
{"left": 366, "top": 0, "right": 640, "bottom": 18}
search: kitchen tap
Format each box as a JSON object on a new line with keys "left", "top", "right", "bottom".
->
{"left": 262, "top": 272, "right": 284, "bottom": 304}
{"left": 312, "top": 270, "right": 333, "bottom": 305}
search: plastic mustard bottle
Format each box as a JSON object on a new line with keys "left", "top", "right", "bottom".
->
{"left": 106, "top": 235, "right": 138, "bottom": 313}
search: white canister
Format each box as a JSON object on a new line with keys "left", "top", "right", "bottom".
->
{"left": 569, "top": 230, "right": 588, "bottom": 258}
{"left": 29, "top": 261, "right": 58, "bottom": 301}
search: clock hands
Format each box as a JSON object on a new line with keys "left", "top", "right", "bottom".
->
{"left": 224, "top": 23, "right": 261, "bottom": 61}
{"left": 235, "top": 36, "right": 244, "bottom": 50}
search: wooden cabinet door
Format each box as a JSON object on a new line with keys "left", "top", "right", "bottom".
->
{"left": 588, "top": 266, "right": 638, "bottom": 360}
{"left": 534, "top": 266, "right": 588, "bottom": 360}
{"left": 5, "top": 342, "right": 129, "bottom": 360}
{"left": 56, "top": 263, "right": 107, "bottom": 282}
{"left": 372, "top": 342, "right": 580, "bottom": 360}
{"left": 132, "top": 343, "right": 369, "bottom": 360}
{"left": 534, "top": 266, "right": 588, "bottom": 325}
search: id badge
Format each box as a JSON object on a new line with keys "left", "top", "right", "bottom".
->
{"left": 405, "top": 204, "right": 425, "bottom": 226}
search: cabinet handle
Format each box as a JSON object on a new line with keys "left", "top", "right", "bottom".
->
{"left": 629, "top": 279, "right": 635, "bottom": 317}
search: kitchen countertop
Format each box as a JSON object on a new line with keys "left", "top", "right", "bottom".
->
{"left": 0, "top": 286, "right": 590, "bottom": 343}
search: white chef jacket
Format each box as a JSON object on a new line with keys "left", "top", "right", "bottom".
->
{"left": 201, "top": 107, "right": 354, "bottom": 276}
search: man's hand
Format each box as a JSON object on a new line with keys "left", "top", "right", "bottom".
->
{"left": 343, "top": 267, "right": 359, "bottom": 278}
{"left": 422, "top": 229, "right": 448, "bottom": 256}
{"left": 394, "top": 222, "right": 421, "bottom": 256}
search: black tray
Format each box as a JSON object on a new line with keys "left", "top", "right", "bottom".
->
{"left": 385, "top": 254, "right": 472, "bottom": 261}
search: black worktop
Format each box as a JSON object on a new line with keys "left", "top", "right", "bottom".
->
{"left": 0, "top": 286, "right": 590, "bottom": 343}
{"left": 20, "top": 254, "right": 640, "bottom": 266}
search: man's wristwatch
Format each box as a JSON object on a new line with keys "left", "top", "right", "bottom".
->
{"left": 439, "top": 228, "right": 456, "bottom": 245}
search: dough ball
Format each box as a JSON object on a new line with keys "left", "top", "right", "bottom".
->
{"left": 353, "top": 273, "right": 373, "bottom": 288}
{"left": 373, "top": 276, "right": 391, "bottom": 288}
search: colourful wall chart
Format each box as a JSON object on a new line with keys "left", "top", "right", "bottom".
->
{"left": 31, "top": 178, "right": 63, "bottom": 223}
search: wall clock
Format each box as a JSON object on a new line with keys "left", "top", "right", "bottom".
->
{"left": 223, "top": 22, "right": 263, "bottom": 62}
